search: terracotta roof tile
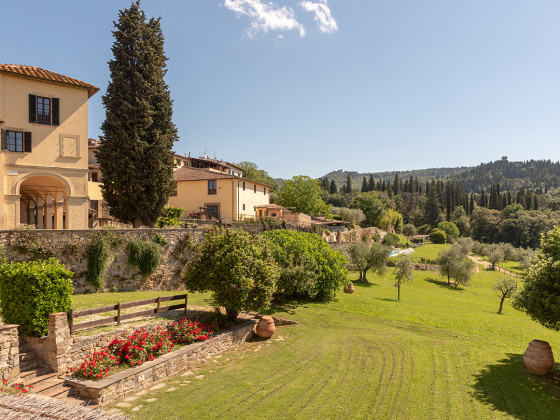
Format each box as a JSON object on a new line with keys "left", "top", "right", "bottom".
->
{"left": 0, "top": 63, "right": 99, "bottom": 98}
{"left": 173, "top": 167, "right": 274, "bottom": 188}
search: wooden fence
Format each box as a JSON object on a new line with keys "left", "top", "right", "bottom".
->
{"left": 69, "top": 294, "right": 188, "bottom": 334}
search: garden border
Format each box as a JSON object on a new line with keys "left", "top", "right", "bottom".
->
{"left": 65, "top": 318, "right": 257, "bottom": 405}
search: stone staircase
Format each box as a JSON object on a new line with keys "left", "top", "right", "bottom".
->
{"left": 18, "top": 342, "right": 75, "bottom": 400}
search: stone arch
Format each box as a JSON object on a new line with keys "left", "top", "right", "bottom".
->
{"left": 12, "top": 172, "right": 73, "bottom": 196}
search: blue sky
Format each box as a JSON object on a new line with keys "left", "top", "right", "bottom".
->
{"left": 3, "top": 1, "right": 560, "bottom": 179}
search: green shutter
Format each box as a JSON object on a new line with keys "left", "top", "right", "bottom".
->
{"left": 29, "top": 94, "right": 37, "bottom": 123}
{"left": 24, "top": 132, "right": 32, "bottom": 153}
{"left": 51, "top": 97, "right": 60, "bottom": 126}
{"left": 1, "top": 130, "right": 7, "bottom": 151}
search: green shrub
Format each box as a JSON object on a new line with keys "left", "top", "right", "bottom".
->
{"left": 184, "top": 228, "right": 279, "bottom": 321}
{"left": 383, "top": 232, "right": 400, "bottom": 246}
{"left": 0, "top": 258, "right": 73, "bottom": 337}
{"left": 87, "top": 233, "right": 114, "bottom": 291}
{"left": 157, "top": 207, "right": 184, "bottom": 228}
{"left": 437, "top": 221, "right": 460, "bottom": 240}
{"left": 153, "top": 234, "right": 168, "bottom": 246}
{"left": 429, "top": 228, "right": 447, "bottom": 244}
{"left": 262, "top": 230, "right": 348, "bottom": 300}
{"left": 127, "top": 239, "right": 163, "bottom": 275}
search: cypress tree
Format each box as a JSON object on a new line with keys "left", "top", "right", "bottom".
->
{"left": 393, "top": 173, "right": 400, "bottom": 195}
{"left": 98, "top": 1, "right": 177, "bottom": 227}
{"left": 368, "top": 174, "right": 375, "bottom": 192}
{"left": 361, "top": 177, "right": 368, "bottom": 193}
{"left": 346, "top": 175, "right": 353, "bottom": 193}
{"left": 387, "top": 180, "right": 393, "bottom": 198}
{"left": 329, "top": 179, "right": 338, "bottom": 194}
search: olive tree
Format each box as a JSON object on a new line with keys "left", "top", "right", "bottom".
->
{"left": 436, "top": 244, "right": 474, "bottom": 287}
{"left": 394, "top": 257, "right": 414, "bottom": 301}
{"left": 494, "top": 277, "right": 517, "bottom": 314}
{"left": 184, "top": 228, "right": 279, "bottom": 322}
{"left": 343, "top": 242, "right": 389, "bottom": 283}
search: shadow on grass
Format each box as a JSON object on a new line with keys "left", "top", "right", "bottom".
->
{"left": 353, "top": 281, "right": 379, "bottom": 288}
{"left": 376, "top": 297, "right": 397, "bottom": 302}
{"left": 472, "top": 354, "right": 560, "bottom": 419}
{"left": 424, "top": 277, "right": 464, "bottom": 291}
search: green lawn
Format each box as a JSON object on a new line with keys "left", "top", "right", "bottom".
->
{"left": 394, "top": 243, "right": 449, "bottom": 263}
{"left": 112, "top": 268, "right": 560, "bottom": 419}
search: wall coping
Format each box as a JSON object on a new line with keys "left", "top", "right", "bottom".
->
{"left": 65, "top": 319, "right": 257, "bottom": 391}
{"left": 0, "top": 324, "right": 18, "bottom": 331}
{"left": 0, "top": 228, "right": 207, "bottom": 234}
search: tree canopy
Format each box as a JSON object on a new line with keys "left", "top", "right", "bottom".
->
{"left": 97, "top": 1, "right": 177, "bottom": 227}
{"left": 235, "top": 161, "right": 279, "bottom": 189}
{"left": 276, "top": 175, "right": 329, "bottom": 215}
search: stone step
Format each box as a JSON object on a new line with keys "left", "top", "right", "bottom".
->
{"left": 19, "top": 365, "right": 51, "bottom": 381}
{"left": 19, "top": 351, "right": 39, "bottom": 362}
{"left": 30, "top": 377, "right": 66, "bottom": 395}
{"left": 20, "top": 357, "right": 43, "bottom": 371}
{"left": 42, "top": 383, "right": 74, "bottom": 399}
{"left": 23, "top": 372, "right": 58, "bottom": 388}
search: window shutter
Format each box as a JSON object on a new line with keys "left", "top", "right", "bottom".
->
{"left": 1, "top": 130, "right": 7, "bottom": 151}
{"left": 29, "top": 94, "right": 37, "bottom": 123}
{"left": 52, "top": 97, "right": 60, "bottom": 126}
{"left": 24, "top": 132, "right": 32, "bottom": 153}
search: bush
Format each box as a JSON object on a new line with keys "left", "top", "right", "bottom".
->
{"left": 157, "top": 207, "right": 184, "bottom": 228}
{"left": 429, "top": 228, "right": 447, "bottom": 244}
{"left": 87, "top": 234, "right": 114, "bottom": 291}
{"left": 0, "top": 259, "right": 73, "bottom": 337}
{"left": 263, "top": 230, "right": 348, "bottom": 300}
{"left": 403, "top": 223, "right": 417, "bottom": 237}
{"left": 184, "top": 228, "right": 279, "bottom": 321}
{"left": 383, "top": 232, "right": 400, "bottom": 246}
{"left": 437, "top": 221, "right": 460, "bottom": 240}
{"left": 127, "top": 239, "right": 163, "bottom": 275}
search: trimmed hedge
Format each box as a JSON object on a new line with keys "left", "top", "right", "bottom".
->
{"left": 0, "top": 258, "right": 73, "bottom": 337}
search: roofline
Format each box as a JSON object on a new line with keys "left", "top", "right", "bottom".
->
{"left": 0, "top": 67, "right": 99, "bottom": 98}
{"left": 174, "top": 167, "right": 274, "bottom": 188}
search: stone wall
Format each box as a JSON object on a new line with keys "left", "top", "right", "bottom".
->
{"left": 66, "top": 319, "right": 257, "bottom": 405}
{"left": 0, "top": 325, "right": 19, "bottom": 382}
{"left": 0, "top": 228, "right": 205, "bottom": 293}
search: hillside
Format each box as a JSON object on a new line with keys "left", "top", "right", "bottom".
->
{"left": 322, "top": 167, "right": 472, "bottom": 188}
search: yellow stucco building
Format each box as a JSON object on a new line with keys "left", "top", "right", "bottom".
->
{"left": 0, "top": 64, "right": 98, "bottom": 229}
{"left": 169, "top": 167, "right": 272, "bottom": 221}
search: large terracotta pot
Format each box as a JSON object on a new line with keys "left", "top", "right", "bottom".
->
{"left": 523, "top": 340, "right": 554, "bottom": 375}
{"left": 344, "top": 282, "right": 355, "bottom": 294}
{"left": 256, "top": 316, "right": 275, "bottom": 338}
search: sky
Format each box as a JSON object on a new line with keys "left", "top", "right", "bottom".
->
{"left": 2, "top": 0, "right": 560, "bottom": 179}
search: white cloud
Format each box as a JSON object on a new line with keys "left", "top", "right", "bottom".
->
{"left": 224, "top": 0, "right": 306, "bottom": 38}
{"left": 299, "top": 0, "right": 338, "bottom": 33}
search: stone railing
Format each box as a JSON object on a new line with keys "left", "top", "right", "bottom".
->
{"left": 0, "top": 324, "right": 20, "bottom": 382}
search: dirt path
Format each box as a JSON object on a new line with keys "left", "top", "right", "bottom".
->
{"left": 468, "top": 255, "right": 522, "bottom": 278}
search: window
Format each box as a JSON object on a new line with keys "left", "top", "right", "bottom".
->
{"left": 92, "top": 172, "right": 98, "bottom": 182}
{"left": 206, "top": 205, "right": 219, "bottom": 220}
{"left": 208, "top": 180, "right": 217, "bottom": 195}
{"left": 242, "top": 204, "right": 246, "bottom": 211}
{"left": 170, "top": 182, "right": 178, "bottom": 197}
{"left": 1, "top": 130, "right": 32, "bottom": 152}
{"left": 29, "top": 94, "right": 59, "bottom": 126}
{"left": 264, "top": 188, "right": 267, "bottom": 194}
{"left": 254, "top": 185, "right": 257, "bottom": 193}
{"left": 243, "top": 182, "right": 246, "bottom": 191}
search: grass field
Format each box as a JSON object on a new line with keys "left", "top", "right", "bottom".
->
{"left": 394, "top": 243, "right": 449, "bottom": 263}
{"left": 108, "top": 265, "right": 560, "bottom": 419}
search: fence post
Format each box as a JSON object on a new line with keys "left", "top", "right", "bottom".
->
{"left": 184, "top": 294, "right": 188, "bottom": 315}
{"left": 69, "top": 308, "right": 74, "bottom": 335}
{"left": 117, "top": 302, "right": 121, "bottom": 326}
{"left": 156, "top": 297, "right": 161, "bottom": 318}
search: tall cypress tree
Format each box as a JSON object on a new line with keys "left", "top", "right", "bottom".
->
{"left": 368, "top": 174, "right": 375, "bottom": 192}
{"left": 346, "top": 175, "right": 353, "bottom": 193}
{"left": 361, "top": 177, "right": 368, "bottom": 192}
{"left": 329, "top": 179, "right": 338, "bottom": 194}
{"left": 98, "top": 1, "right": 178, "bottom": 227}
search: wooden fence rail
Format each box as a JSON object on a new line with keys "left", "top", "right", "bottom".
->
{"left": 69, "top": 294, "right": 188, "bottom": 334}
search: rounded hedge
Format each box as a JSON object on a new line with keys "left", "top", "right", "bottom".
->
{"left": 0, "top": 258, "right": 73, "bottom": 337}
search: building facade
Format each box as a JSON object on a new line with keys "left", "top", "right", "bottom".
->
{"left": 0, "top": 64, "right": 98, "bottom": 229}
{"left": 169, "top": 167, "right": 271, "bottom": 221}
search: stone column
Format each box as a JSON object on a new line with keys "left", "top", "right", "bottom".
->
{"left": 54, "top": 196, "right": 64, "bottom": 230}
{"left": 336, "top": 229, "right": 343, "bottom": 244}
{"left": 45, "top": 313, "right": 72, "bottom": 373}
{"left": 29, "top": 200, "right": 36, "bottom": 226}
{"left": 37, "top": 197, "right": 44, "bottom": 229}
{"left": 0, "top": 324, "right": 20, "bottom": 383}
{"left": 45, "top": 195, "right": 53, "bottom": 229}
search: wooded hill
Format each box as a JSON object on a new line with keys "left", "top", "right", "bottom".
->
{"left": 323, "top": 159, "right": 560, "bottom": 194}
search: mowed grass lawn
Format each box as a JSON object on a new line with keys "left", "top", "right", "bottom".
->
{"left": 102, "top": 254, "right": 560, "bottom": 419}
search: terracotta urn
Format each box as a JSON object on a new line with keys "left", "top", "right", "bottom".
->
{"left": 523, "top": 339, "right": 554, "bottom": 375}
{"left": 255, "top": 316, "right": 275, "bottom": 338}
{"left": 344, "top": 282, "right": 355, "bottom": 294}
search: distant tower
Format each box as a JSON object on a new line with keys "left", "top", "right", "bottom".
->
{"left": 502, "top": 156, "right": 508, "bottom": 162}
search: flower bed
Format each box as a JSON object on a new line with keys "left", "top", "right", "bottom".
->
{"left": 70, "top": 312, "right": 232, "bottom": 381}
{"left": 66, "top": 318, "right": 257, "bottom": 406}
{"left": 0, "top": 380, "right": 32, "bottom": 397}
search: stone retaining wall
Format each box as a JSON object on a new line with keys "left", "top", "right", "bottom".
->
{"left": 66, "top": 319, "right": 257, "bottom": 405}
{"left": 0, "top": 325, "right": 19, "bottom": 382}
{"left": 0, "top": 229, "right": 205, "bottom": 293}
